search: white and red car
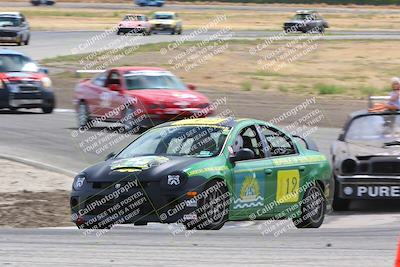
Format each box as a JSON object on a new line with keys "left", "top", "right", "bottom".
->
{"left": 117, "top": 14, "right": 152, "bottom": 35}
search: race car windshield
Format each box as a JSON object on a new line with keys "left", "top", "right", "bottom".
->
{"left": 0, "top": 55, "right": 39, "bottom": 72}
{"left": 0, "top": 17, "right": 20, "bottom": 27}
{"left": 116, "top": 126, "right": 230, "bottom": 158}
{"left": 293, "top": 14, "right": 314, "bottom": 20}
{"left": 345, "top": 114, "right": 400, "bottom": 142}
{"left": 124, "top": 16, "right": 145, "bottom": 21}
{"left": 154, "top": 14, "right": 173, "bottom": 20}
{"left": 124, "top": 73, "right": 187, "bottom": 90}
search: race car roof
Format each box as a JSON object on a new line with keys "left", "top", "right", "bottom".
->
{"left": 349, "top": 109, "right": 400, "bottom": 119}
{"left": 114, "top": 66, "right": 166, "bottom": 72}
{"left": 160, "top": 117, "right": 238, "bottom": 128}
{"left": 0, "top": 49, "right": 26, "bottom": 56}
{"left": 153, "top": 11, "right": 176, "bottom": 15}
{"left": 0, "top": 12, "right": 22, "bottom": 17}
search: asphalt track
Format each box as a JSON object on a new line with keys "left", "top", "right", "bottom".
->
{"left": 1, "top": 30, "right": 399, "bottom": 60}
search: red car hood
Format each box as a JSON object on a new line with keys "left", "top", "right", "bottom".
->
{"left": 126, "top": 89, "right": 209, "bottom": 105}
{"left": 119, "top": 21, "right": 147, "bottom": 27}
{"left": 0, "top": 72, "right": 45, "bottom": 82}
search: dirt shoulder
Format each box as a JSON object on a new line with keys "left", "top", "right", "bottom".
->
{"left": 0, "top": 159, "right": 73, "bottom": 228}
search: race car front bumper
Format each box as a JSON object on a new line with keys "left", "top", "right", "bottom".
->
{"left": 70, "top": 176, "right": 208, "bottom": 227}
{"left": 118, "top": 27, "right": 149, "bottom": 34}
{"left": 0, "top": 83, "right": 55, "bottom": 110}
{"left": 137, "top": 108, "right": 214, "bottom": 127}
{"left": 336, "top": 175, "right": 400, "bottom": 199}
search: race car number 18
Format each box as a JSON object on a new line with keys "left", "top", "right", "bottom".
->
{"left": 276, "top": 170, "right": 300, "bottom": 203}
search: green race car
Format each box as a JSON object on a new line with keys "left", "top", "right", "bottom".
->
{"left": 70, "top": 117, "right": 332, "bottom": 230}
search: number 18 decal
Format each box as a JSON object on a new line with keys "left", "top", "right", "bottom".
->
{"left": 276, "top": 170, "right": 300, "bottom": 203}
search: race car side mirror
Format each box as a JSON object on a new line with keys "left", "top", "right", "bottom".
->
{"left": 230, "top": 148, "right": 255, "bottom": 163}
{"left": 187, "top": 84, "right": 196, "bottom": 90}
{"left": 105, "top": 152, "right": 116, "bottom": 161}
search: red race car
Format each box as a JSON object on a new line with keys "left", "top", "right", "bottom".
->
{"left": 73, "top": 67, "right": 214, "bottom": 131}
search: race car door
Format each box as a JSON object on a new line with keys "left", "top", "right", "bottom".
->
{"left": 258, "top": 124, "right": 309, "bottom": 216}
{"left": 230, "top": 125, "right": 276, "bottom": 219}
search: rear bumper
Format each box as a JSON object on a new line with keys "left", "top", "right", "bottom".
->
{"left": 336, "top": 175, "right": 400, "bottom": 199}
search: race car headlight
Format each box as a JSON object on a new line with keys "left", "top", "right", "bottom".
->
{"left": 73, "top": 175, "right": 86, "bottom": 190}
{"left": 341, "top": 159, "right": 357, "bottom": 175}
{"left": 41, "top": 77, "right": 52, "bottom": 89}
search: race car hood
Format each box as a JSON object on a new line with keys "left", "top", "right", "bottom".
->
{"left": 0, "top": 71, "right": 45, "bottom": 82}
{"left": 344, "top": 141, "right": 400, "bottom": 157}
{"left": 119, "top": 21, "right": 147, "bottom": 27}
{"left": 149, "top": 19, "right": 175, "bottom": 25}
{"left": 126, "top": 89, "right": 209, "bottom": 105}
{"left": 82, "top": 155, "right": 210, "bottom": 182}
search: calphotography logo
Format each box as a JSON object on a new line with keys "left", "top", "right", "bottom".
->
{"left": 167, "top": 174, "right": 181, "bottom": 186}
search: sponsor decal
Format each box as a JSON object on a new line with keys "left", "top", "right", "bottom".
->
{"left": 233, "top": 173, "right": 265, "bottom": 209}
{"left": 111, "top": 156, "right": 169, "bottom": 172}
{"left": 355, "top": 186, "right": 400, "bottom": 198}
{"left": 167, "top": 174, "right": 181, "bottom": 186}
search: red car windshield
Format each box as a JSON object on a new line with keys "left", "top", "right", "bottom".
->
{"left": 124, "top": 72, "right": 187, "bottom": 90}
{"left": 0, "top": 54, "right": 39, "bottom": 72}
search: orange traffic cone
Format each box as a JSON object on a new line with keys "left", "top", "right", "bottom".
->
{"left": 395, "top": 239, "right": 400, "bottom": 267}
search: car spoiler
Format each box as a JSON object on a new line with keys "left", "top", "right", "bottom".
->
{"left": 292, "top": 135, "right": 319, "bottom": 151}
{"left": 75, "top": 69, "right": 105, "bottom": 78}
{"left": 368, "top": 95, "right": 390, "bottom": 108}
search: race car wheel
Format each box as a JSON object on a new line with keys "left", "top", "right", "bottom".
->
{"left": 25, "top": 36, "right": 30, "bottom": 45}
{"left": 170, "top": 28, "right": 176, "bottom": 35}
{"left": 117, "top": 30, "right": 121, "bottom": 35}
{"left": 77, "top": 102, "right": 91, "bottom": 127}
{"left": 293, "top": 182, "right": 326, "bottom": 228}
{"left": 42, "top": 105, "right": 54, "bottom": 114}
{"left": 186, "top": 180, "right": 229, "bottom": 230}
{"left": 318, "top": 26, "right": 325, "bottom": 33}
{"left": 178, "top": 28, "right": 182, "bottom": 35}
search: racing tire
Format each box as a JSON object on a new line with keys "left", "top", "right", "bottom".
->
{"left": 170, "top": 28, "right": 176, "bottom": 35}
{"left": 178, "top": 28, "right": 182, "bottom": 35}
{"left": 77, "top": 102, "right": 91, "bottom": 128}
{"left": 293, "top": 182, "right": 326, "bottom": 229}
{"left": 185, "top": 180, "right": 229, "bottom": 231}
{"left": 42, "top": 105, "right": 54, "bottom": 114}
{"left": 16, "top": 38, "right": 23, "bottom": 46}
{"left": 117, "top": 30, "right": 121, "bottom": 35}
{"left": 318, "top": 26, "right": 325, "bottom": 34}
{"left": 24, "top": 36, "right": 30, "bottom": 46}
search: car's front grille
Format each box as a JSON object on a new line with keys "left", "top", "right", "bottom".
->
{"left": 0, "top": 31, "right": 17, "bottom": 38}
{"left": 8, "top": 81, "right": 41, "bottom": 93}
{"left": 371, "top": 162, "right": 400, "bottom": 175}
